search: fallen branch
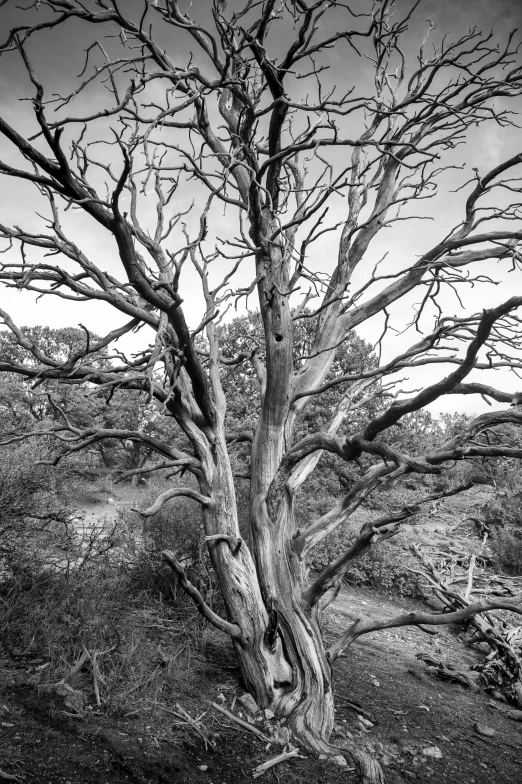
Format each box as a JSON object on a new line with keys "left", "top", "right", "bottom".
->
{"left": 253, "top": 748, "right": 302, "bottom": 779}
{"left": 0, "top": 769, "right": 22, "bottom": 784}
{"left": 334, "top": 693, "right": 375, "bottom": 723}
{"left": 416, "top": 652, "right": 481, "bottom": 692}
{"left": 209, "top": 701, "right": 275, "bottom": 744}
{"left": 410, "top": 546, "right": 522, "bottom": 702}
{"left": 0, "top": 771, "right": 22, "bottom": 783}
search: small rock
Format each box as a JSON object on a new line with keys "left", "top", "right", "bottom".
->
{"left": 318, "top": 754, "right": 327, "bottom": 760}
{"left": 198, "top": 765, "right": 208, "bottom": 772}
{"left": 264, "top": 708, "right": 275, "bottom": 720}
{"left": 423, "top": 746, "right": 443, "bottom": 760}
{"left": 474, "top": 722, "right": 495, "bottom": 737}
{"left": 238, "top": 693, "right": 259, "bottom": 715}
{"left": 358, "top": 716, "right": 374, "bottom": 728}
{"left": 273, "top": 726, "right": 291, "bottom": 745}
{"left": 380, "top": 756, "right": 391, "bottom": 767}
{"left": 333, "top": 755, "right": 348, "bottom": 767}
{"left": 108, "top": 497, "right": 115, "bottom": 504}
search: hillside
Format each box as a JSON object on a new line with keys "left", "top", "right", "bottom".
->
{"left": 1, "top": 483, "right": 521, "bottom": 783}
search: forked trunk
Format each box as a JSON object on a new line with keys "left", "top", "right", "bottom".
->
{"left": 204, "top": 456, "right": 383, "bottom": 783}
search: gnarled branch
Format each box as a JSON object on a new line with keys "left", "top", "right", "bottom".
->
{"left": 328, "top": 596, "right": 522, "bottom": 663}
{"left": 162, "top": 550, "right": 242, "bottom": 640}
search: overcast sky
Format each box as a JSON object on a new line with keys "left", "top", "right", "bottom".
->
{"left": 0, "top": 0, "right": 521, "bottom": 414}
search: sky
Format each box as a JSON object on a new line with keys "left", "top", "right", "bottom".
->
{"left": 0, "top": 0, "right": 521, "bottom": 415}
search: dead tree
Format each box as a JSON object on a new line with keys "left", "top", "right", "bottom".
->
{"left": 1, "top": 2, "right": 522, "bottom": 780}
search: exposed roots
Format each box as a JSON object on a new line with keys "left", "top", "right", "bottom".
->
{"left": 292, "top": 731, "right": 386, "bottom": 784}
{"left": 346, "top": 746, "right": 386, "bottom": 784}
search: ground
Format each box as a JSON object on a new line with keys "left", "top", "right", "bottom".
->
{"left": 1, "top": 484, "right": 521, "bottom": 783}
{"left": 1, "top": 582, "right": 521, "bottom": 784}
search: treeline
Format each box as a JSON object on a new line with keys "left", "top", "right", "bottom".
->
{"left": 0, "top": 317, "right": 521, "bottom": 578}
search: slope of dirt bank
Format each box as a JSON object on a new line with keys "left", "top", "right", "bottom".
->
{"left": 2, "top": 582, "right": 521, "bottom": 784}
{"left": 329, "top": 586, "right": 522, "bottom": 783}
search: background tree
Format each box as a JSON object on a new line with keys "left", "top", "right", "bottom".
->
{"left": 1, "top": 2, "right": 522, "bottom": 780}
{"left": 0, "top": 326, "right": 166, "bottom": 474}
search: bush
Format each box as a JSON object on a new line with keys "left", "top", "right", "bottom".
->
{"left": 343, "top": 543, "right": 422, "bottom": 597}
{"left": 0, "top": 440, "right": 79, "bottom": 576}
{"left": 480, "top": 484, "right": 522, "bottom": 575}
{"left": 490, "top": 527, "right": 522, "bottom": 575}
{"left": 0, "top": 458, "right": 228, "bottom": 713}
{"left": 0, "top": 504, "right": 227, "bottom": 712}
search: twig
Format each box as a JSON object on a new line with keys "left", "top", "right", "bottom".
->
{"left": 209, "top": 701, "right": 275, "bottom": 744}
{"left": 91, "top": 651, "right": 101, "bottom": 707}
{"left": 59, "top": 650, "right": 89, "bottom": 685}
{"left": 465, "top": 554, "right": 476, "bottom": 601}
{"left": 253, "top": 748, "right": 302, "bottom": 779}
{"left": 334, "top": 693, "right": 375, "bottom": 723}
{"left": 0, "top": 770, "right": 22, "bottom": 783}
{"left": 160, "top": 703, "right": 216, "bottom": 751}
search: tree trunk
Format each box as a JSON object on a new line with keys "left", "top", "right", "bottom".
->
{"left": 201, "top": 445, "right": 332, "bottom": 735}
{"left": 195, "top": 429, "right": 383, "bottom": 780}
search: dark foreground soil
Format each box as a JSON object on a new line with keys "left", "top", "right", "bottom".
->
{"left": 1, "top": 585, "right": 521, "bottom": 784}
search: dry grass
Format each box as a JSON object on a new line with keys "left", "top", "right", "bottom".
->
{"left": 0, "top": 462, "right": 231, "bottom": 716}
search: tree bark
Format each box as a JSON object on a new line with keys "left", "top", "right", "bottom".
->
{"left": 200, "top": 439, "right": 336, "bottom": 745}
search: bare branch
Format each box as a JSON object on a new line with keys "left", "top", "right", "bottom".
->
{"left": 163, "top": 550, "right": 243, "bottom": 640}
{"left": 328, "top": 597, "right": 522, "bottom": 663}
{"left": 138, "top": 486, "right": 211, "bottom": 517}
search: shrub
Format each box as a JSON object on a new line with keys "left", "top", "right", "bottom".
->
{"left": 480, "top": 484, "right": 522, "bottom": 575}
{"left": 0, "top": 440, "right": 79, "bottom": 576}
{"left": 0, "top": 504, "right": 226, "bottom": 713}
{"left": 490, "top": 527, "right": 522, "bottom": 575}
{"left": 343, "top": 543, "right": 422, "bottom": 597}
{"left": 0, "top": 457, "right": 227, "bottom": 713}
